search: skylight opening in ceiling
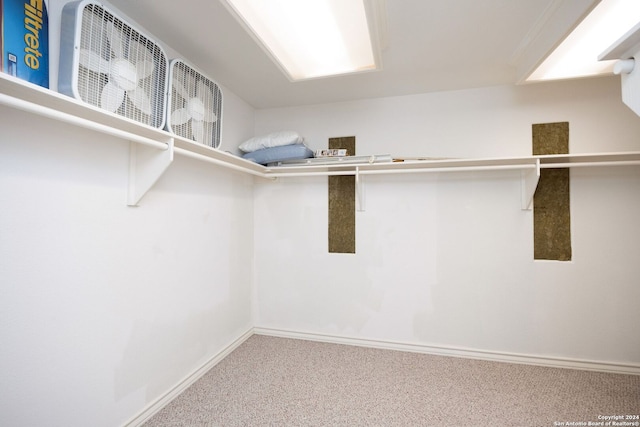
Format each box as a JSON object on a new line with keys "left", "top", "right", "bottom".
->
{"left": 221, "top": 0, "right": 381, "bottom": 81}
{"left": 527, "top": 0, "right": 640, "bottom": 82}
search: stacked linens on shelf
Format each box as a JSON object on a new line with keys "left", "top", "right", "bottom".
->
{"left": 240, "top": 131, "right": 313, "bottom": 165}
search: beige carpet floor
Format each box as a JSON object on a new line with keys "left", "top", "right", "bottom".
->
{"left": 144, "top": 335, "right": 640, "bottom": 426}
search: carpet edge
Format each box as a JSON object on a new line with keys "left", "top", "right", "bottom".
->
{"left": 254, "top": 327, "right": 640, "bottom": 376}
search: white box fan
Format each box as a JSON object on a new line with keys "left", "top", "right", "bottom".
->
{"left": 58, "top": 1, "right": 168, "bottom": 128}
{"left": 166, "top": 59, "right": 223, "bottom": 148}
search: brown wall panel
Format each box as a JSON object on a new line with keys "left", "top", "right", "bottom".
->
{"left": 532, "top": 122, "right": 572, "bottom": 261}
{"left": 328, "top": 137, "right": 356, "bottom": 254}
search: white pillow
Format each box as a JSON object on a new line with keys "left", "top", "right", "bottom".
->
{"left": 239, "top": 131, "right": 304, "bottom": 152}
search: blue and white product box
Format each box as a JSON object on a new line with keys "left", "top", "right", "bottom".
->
{"left": 0, "top": 0, "right": 49, "bottom": 88}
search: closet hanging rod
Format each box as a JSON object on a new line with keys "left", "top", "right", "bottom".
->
{"left": 0, "top": 93, "right": 168, "bottom": 150}
{"left": 540, "top": 161, "right": 640, "bottom": 168}
{"left": 267, "top": 163, "right": 538, "bottom": 178}
{"left": 173, "top": 147, "right": 269, "bottom": 178}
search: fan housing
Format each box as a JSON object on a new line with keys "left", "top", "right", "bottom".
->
{"left": 166, "top": 59, "right": 223, "bottom": 148}
{"left": 59, "top": 0, "right": 168, "bottom": 129}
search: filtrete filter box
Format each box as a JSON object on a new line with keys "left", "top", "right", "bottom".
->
{"left": 1, "top": 0, "right": 49, "bottom": 88}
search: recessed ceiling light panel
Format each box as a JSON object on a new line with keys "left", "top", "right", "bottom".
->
{"left": 527, "top": 0, "right": 640, "bottom": 82}
{"left": 221, "top": 0, "right": 383, "bottom": 81}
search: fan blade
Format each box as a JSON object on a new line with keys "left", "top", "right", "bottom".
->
{"left": 130, "top": 40, "right": 155, "bottom": 80}
{"left": 130, "top": 39, "right": 153, "bottom": 62}
{"left": 203, "top": 109, "right": 218, "bottom": 124}
{"left": 195, "top": 80, "right": 209, "bottom": 97}
{"left": 191, "top": 119, "right": 205, "bottom": 144}
{"left": 172, "top": 78, "right": 190, "bottom": 100}
{"left": 195, "top": 80, "right": 217, "bottom": 123}
{"left": 105, "top": 21, "right": 125, "bottom": 58}
{"left": 79, "top": 49, "right": 111, "bottom": 74}
{"left": 135, "top": 60, "right": 155, "bottom": 80}
{"left": 170, "top": 108, "right": 191, "bottom": 126}
{"left": 196, "top": 80, "right": 214, "bottom": 103}
{"left": 127, "top": 87, "right": 152, "bottom": 115}
{"left": 100, "top": 82, "right": 125, "bottom": 113}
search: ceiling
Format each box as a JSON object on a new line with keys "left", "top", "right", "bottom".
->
{"left": 107, "top": 0, "right": 595, "bottom": 109}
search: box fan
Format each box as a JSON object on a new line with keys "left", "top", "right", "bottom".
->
{"left": 58, "top": 1, "right": 168, "bottom": 128}
{"left": 166, "top": 59, "right": 223, "bottom": 148}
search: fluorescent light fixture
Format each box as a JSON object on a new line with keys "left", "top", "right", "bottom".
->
{"left": 527, "top": 0, "right": 640, "bottom": 82}
{"left": 221, "top": 0, "right": 380, "bottom": 81}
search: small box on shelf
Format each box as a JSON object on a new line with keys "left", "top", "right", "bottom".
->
{"left": 316, "top": 148, "right": 348, "bottom": 157}
{"left": 1, "top": 0, "right": 49, "bottom": 88}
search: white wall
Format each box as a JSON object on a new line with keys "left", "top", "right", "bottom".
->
{"left": 0, "top": 2, "right": 258, "bottom": 425}
{"left": 3, "top": 3, "right": 640, "bottom": 422}
{"left": 0, "top": 93, "right": 255, "bottom": 426}
{"left": 252, "top": 77, "right": 640, "bottom": 367}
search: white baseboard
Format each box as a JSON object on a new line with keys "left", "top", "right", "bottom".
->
{"left": 123, "top": 327, "right": 254, "bottom": 427}
{"left": 123, "top": 325, "right": 639, "bottom": 426}
{"left": 254, "top": 327, "right": 640, "bottom": 376}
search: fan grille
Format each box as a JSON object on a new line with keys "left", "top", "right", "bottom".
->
{"left": 77, "top": 3, "right": 167, "bottom": 128}
{"left": 168, "top": 60, "right": 223, "bottom": 148}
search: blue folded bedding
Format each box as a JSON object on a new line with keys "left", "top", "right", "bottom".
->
{"left": 242, "top": 143, "right": 314, "bottom": 165}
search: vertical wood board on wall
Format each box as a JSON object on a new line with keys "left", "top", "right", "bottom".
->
{"left": 533, "top": 122, "right": 571, "bottom": 261}
{"left": 328, "top": 137, "right": 356, "bottom": 254}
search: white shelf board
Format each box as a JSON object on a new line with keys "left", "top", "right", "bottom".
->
{"left": 265, "top": 152, "right": 640, "bottom": 212}
{"left": 0, "top": 72, "right": 172, "bottom": 148}
{"left": 173, "top": 138, "right": 265, "bottom": 176}
{"left": 0, "top": 72, "right": 265, "bottom": 173}
{"left": 537, "top": 151, "right": 640, "bottom": 167}
{"left": 265, "top": 156, "right": 538, "bottom": 176}
{"left": 2, "top": 71, "right": 640, "bottom": 208}
{"left": 265, "top": 152, "right": 640, "bottom": 177}
{"left": 0, "top": 72, "right": 268, "bottom": 203}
